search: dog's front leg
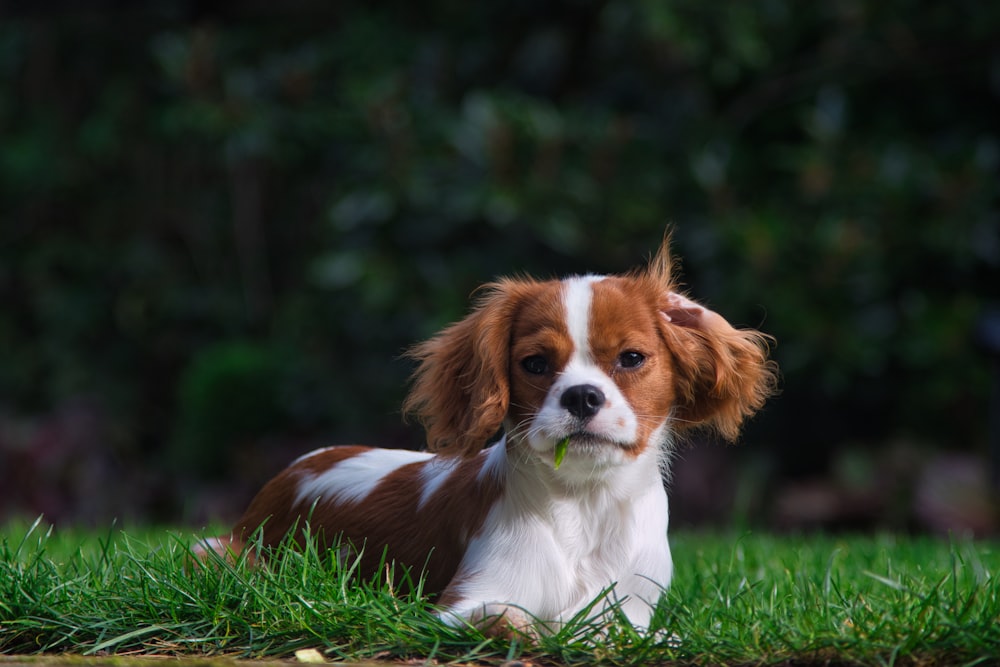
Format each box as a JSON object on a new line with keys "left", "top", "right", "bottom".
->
{"left": 611, "top": 542, "right": 674, "bottom": 632}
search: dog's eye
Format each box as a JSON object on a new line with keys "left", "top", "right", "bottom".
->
{"left": 521, "top": 355, "right": 549, "bottom": 375}
{"left": 617, "top": 351, "right": 645, "bottom": 369}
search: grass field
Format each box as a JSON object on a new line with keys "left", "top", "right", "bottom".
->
{"left": 1, "top": 518, "right": 997, "bottom": 666}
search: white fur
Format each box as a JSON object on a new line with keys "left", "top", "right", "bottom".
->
{"left": 295, "top": 448, "right": 433, "bottom": 506}
{"left": 562, "top": 275, "right": 604, "bottom": 361}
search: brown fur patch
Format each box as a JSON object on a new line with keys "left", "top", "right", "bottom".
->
{"left": 505, "top": 281, "right": 573, "bottom": 437}
{"left": 224, "top": 446, "right": 505, "bottom": 595}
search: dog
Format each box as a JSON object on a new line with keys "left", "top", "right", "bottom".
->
{"left": 197, "top": 239, "right": 776, "bottom": 635}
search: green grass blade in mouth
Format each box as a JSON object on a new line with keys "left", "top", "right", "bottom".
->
{"left": 553, "top": 437, "right": 570, "bottom": 469}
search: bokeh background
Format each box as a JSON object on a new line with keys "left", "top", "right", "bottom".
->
{"left": 2, "top": 1, "right": 998, "bottom": 534}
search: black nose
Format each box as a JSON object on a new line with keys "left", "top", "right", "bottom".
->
{"left": 560, "top": 384, "right": 606, "bottom": 419}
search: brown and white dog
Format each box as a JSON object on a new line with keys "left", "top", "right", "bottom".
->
{"left": 197, "top": 239, "right": 776, "bottom": 634}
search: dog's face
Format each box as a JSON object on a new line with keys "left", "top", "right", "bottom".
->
{"left": 507, "top": 275, "right": 677, "bottom": 473}
{"left": 403, "top": 241, "right": 776, "bottom": 477}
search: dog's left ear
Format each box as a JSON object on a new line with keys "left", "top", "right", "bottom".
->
{"left": 642, "top": 236, "right": 777, "bottom": 440}
{"left": 403, "top": 280, "right": 530, "bottom": 457}
{"left": 658, "top": 291, "right": 778, "bottom": 441}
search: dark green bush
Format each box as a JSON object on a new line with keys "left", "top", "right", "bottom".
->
{"left": 171, "top": 341, "right": 284, "bottom": 478}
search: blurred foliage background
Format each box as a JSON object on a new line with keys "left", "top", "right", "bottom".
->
{"left": 1, "top": 1, "right": 998, "bottom": 532}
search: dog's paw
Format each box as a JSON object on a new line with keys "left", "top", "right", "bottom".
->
{"left": 467, "top": 603, "right": 541, "bottom": 641}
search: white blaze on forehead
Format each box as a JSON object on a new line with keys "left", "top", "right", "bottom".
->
{"left": 295, "top": 448, "right": 433, "bottom": 507}
{"left": 562, "top": 275, "right": 605, "bottom": 361}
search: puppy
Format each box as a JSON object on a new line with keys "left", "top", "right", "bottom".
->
{"left": 197, "top": 239, "right": 776, "bottom": 635}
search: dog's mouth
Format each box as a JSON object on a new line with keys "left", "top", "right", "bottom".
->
{"left": 566, "top": 431, "right": 608, "bottom": 445}
{"left": 561, "top": 431, "right": 629, "bottom": 450}
{"left": 542, "top": 431, "right": 639, "bottom": 470}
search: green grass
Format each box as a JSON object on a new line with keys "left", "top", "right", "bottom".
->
{"left": 1, "top": 518, "right": 998, "bottom": 666}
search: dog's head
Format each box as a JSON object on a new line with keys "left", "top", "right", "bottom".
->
{"left": 404, "top": 239, "right": 777, "bottom": 475}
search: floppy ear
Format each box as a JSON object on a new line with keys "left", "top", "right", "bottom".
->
{"left": 403, "top": 281, "right": 525, "bottom": 457}
{"left": 659, "top": 290, "right": 777, "bottom": 441}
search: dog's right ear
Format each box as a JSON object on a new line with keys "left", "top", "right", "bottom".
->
{"left": 403, "top": 280, "right": 531, "bottom": 458}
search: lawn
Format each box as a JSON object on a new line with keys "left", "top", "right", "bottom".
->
{"left": 1, "top": 518, "right": 997, "bottom": 666}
